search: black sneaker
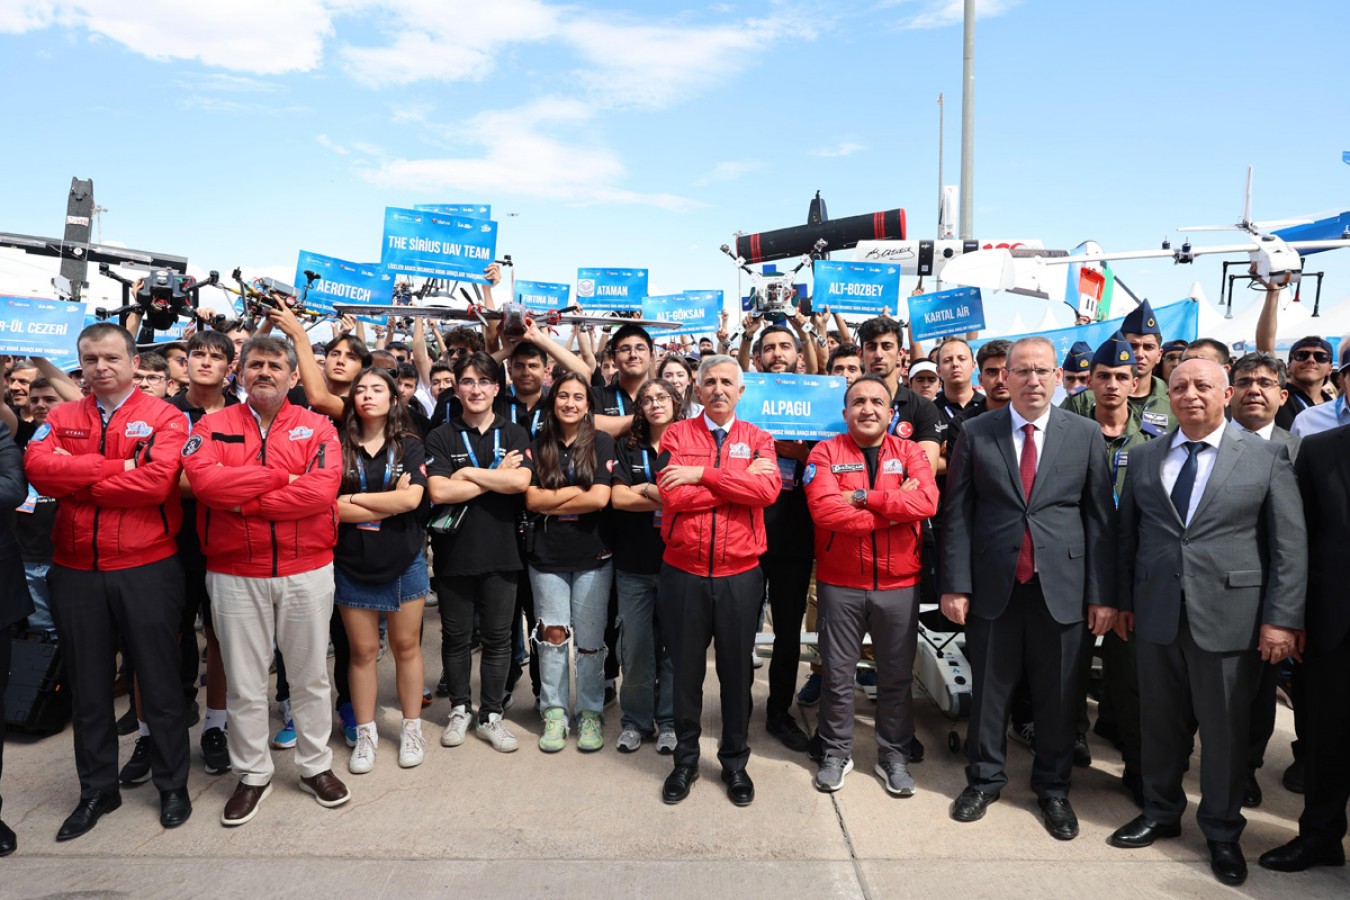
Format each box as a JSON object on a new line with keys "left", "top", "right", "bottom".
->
{"left": 119, "top": 736, "right": 153, "bottom": 785}
{"left": 435, "top": 672, "right": 450, "bottom": 697}
{"left": 201, "top": 727, "right": 231, "bottom": 775}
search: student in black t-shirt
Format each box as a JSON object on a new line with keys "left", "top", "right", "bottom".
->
{"left": 525, "top": 372, "right": 616, "bottom": 754}
{"left": 610, "top": 378, "right": 685, "bottom": 754}
{"left": 424, "top": 351, "right": 534, "bottom": 754}
{"left": 332, "top": 368, "right": 429, "bottom": 774}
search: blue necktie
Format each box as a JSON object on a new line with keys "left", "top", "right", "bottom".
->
{"left": 1170, "top": 441, "right": 1205, "bottom": 523}
{"left": 712, "top": 428, "right": 727, "bottom": 453}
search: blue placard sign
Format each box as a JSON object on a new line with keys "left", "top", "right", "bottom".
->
{"left": 0, "top": 297, "right": 88, "bottom": 359}
{"left": 296, "top": 251, "right": 394, "bottom": 316}
{"left": 642, "top": 290, "right": 721, "bottom": 337}
{"left": 516, "top": 280, "right": 571, "bottom": 311}
{"left": 811, "top": 261, "right": 901, "bottom": 315}
{"left": 576, "top": 268, "right": 647, "bottom": 312}
{"left": 908, "top": 287, "right": 986, "bottom": 341}
{"left": 381, "top": 207, "right": 499, "bottom": 284}
{"left": 413, "top": 203, "right": 492, "bottom": 219}
{"left": 739, "top": 372, "right": 847, "bottom": 440}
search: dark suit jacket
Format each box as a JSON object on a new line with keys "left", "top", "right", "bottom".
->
{"left": 0, "top": 421, "right": 34, "bottom": 629}
{"left": 941, "top": 405, "right": 1117, "bottom": 624}
{"left": 1117, "top": 424, "right": 1306, "bottom": 653}
{"left": 1293, "top": 424, "right": 1350, "bottom": 653}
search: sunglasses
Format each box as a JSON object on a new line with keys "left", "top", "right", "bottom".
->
{"left": 1291, "top": 350, "right": 1330, "bottom": 363}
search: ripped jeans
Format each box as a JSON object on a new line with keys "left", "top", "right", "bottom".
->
{"left": 529, "top": 563, "right": 613, "bottom": 717}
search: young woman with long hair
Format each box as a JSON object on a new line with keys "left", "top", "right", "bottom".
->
{"left": 609, "top": 378, "right": 685, "bottom": 754}
{"left": 524, "top": 371, "right": 616, "bottom": 752}
{"left": 656, "top": 354, "right": 699, "bottom": 417}
{"left": 333, "top": 367, "right": 429, "bottom": 773}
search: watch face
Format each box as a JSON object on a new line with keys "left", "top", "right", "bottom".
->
{"left": 853, "top": 489, "right": 866, "bottom": 504}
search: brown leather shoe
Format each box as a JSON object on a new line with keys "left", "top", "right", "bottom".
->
{"left": 221, "top": 781, "right": 271, "bottom": 827}
{"left": 299, "top": 770, "right": 350, "bottom": 808}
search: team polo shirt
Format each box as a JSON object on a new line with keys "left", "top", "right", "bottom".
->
{"left": 611, "top": 438, "right": 670, "bottom": 575}
{"left": 527, "top": 431, "right": 616, "bottom": 574}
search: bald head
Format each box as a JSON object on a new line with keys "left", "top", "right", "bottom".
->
{"left": 1168, "top": 358, "right": 1232, "bottom": 439}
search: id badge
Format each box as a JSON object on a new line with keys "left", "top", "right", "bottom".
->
{"left": 777, "top": 457, "right": 797, "bottom": 490}
{"left": 16, "top": 484, "right": 38, "bottom": 514}
{"left": 356, "top": 521, "right": 381, "bottom": 532}
{"left": 652, "top": 509, "right": 663, "bottom": 529}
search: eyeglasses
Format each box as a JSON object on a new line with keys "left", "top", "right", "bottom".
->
{"left": 1291, "top": 350, "right": 1330, "bottom": 363}
{"left": 1234, "top": 376, "right": 1280, "bottom": 390}
{"left": 1006, "top": 367, "right": 1054, "bottom": 380}
{"left": 614, "top": 344, "right": 649, "bottom": 356}
{"left": 639, "top": 395, "right": 673, "bottom": 408}
{"left": 132, "top": 373, "right": 166, "bottom": 383}
{"left": 169, "top": 356, "right": 187, "bottom": 366}
{"left": 458, "top": 378, "right": 496, "bottom": 390}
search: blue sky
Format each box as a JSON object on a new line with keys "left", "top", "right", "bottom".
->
{"left": 1, "top": 1, "right": 1348, "bottom": 336}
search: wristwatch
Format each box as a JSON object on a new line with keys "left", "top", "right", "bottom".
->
{"left": 852, "top": 489, "right": 867, "bottom": 508}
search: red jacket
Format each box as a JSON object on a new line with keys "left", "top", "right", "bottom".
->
{"left": 24, "top": 389, "right": 188, "bottom": 571}
{"left": 805, "top": 433, "right": 939, "bottom": 590}
{"left": 659, "top": 417, "right": 781, "bottom": 577}
{"left": 181, "top": 401, "right": 340, "bottom": 577}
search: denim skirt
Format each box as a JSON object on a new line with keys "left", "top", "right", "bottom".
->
{"left": 334, "top": 554, "right": 429, "bottom": 612}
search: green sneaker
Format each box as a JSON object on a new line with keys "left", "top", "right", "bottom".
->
{"left": 539, "top": 708, "right": 569, "bottom": 753}
{"left": 577, "top": 711, "right": 604, "bottom": 753}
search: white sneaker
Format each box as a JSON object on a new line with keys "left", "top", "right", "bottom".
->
{"left": 441, "top": 705, "right": 473, "bottom": 747}
{"left": 399, "top": 721, "right": 425, "bottom": 768}
{"left": 474, "top": 713, "right": 520, "bottom": 753}
{"left": 348, "top": 724, "right": 377, "bottom": 774}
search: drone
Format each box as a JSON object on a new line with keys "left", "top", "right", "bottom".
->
{"left": 209, "top": 268, "right": 330, "bottom": 327}
{"left": 94, "top": 263, "right": 219, "bottom": 336}
{"left": 331, "top": 301, "right": 680, "bottom": 338}
{"left": 720, "top": 239, "right": 825, "bottom": 323}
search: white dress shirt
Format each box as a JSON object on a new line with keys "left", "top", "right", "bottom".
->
{"left": 1160, "top": 422, "right": 1226, "bottom": 525}
{"left": 703, "top": 413, "right": 736, "bottom": 434}
{"left": 1234, "top": 420, "right": 1276, "bottom": 441}
{"left": 1009, "top": 405, "right": 1052, "bottom": 475}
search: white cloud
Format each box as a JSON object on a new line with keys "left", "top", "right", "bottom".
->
{"left": 898, "top": 0, "right": 1021, "bottom": 30}
{"left": 696, "top": 161, "right": 765, "bottom": 186}
{"left": 810, "top": 142, "right": 866, "bottom": 158}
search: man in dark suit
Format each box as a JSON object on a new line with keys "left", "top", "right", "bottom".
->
{"left": 0, "top": 421, "right": 35, "bottom": 856}
{"left": 941, "top": 336, "right": 1117, "bottom": 841}
{"left": 1109, "top": 358, "right": 1305, "bottom": 887}
{"left": 1259, "top": 422, "right": 1350, "bottom": 872}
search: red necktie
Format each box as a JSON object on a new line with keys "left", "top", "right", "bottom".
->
{"left": 1015, "top": 423, "right": 1037, "bottom": 584}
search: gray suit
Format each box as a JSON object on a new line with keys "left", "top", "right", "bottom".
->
{"left": 1118, "top": 424, "right": 1306, "bottom": 840}
{"left": 942, "top": 405, "right": 1116, "bottom": 797}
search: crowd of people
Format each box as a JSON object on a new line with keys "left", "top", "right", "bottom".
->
{"left": 0, "top": 269, "right": 1348, "bottom": 887}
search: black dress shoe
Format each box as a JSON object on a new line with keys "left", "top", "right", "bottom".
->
{"left": 1121, "top": 771, "right": 1145, "bottom": 809}
{"left": 662, "top": 765, "right": 699, "bottom": 804}
{"left": 159, "top": 787, "right": 192, "bottom": 829}
{"left": 1242, "top": 770, "right": 1262, "bottom": 808}
{"left": 766, "top": 715, "right": 811, "bottom": 753}
{"left": 116, "top": 707, "right": 138, "bottom": 736}
{"left": 1258, "top": 836, "right": 1347, "bottom": 872}
{"left": 721, "top": 769, "right": 755, "bottom": 807}
{"left": 56, "top": 792, "right": 122, "bottom": 842}
{"left": 1108, "top": 814, "right": 1181, "bottom": 848}
{"left": 1038, "top": 796, "right": 1079, "bottom": 841}
{"left": 1072, "top": 733, "right": 1092, "bottom": 768}
{"left": 1208, "top": 840, "right": 1247, "bottom": 886}
{"left": 950, "top": 786, "right": 1000, "bottom": 822}
{"left": 1282, "top": 758, "right": 1305, "bottom": 794}
{"left": 0, "top": 819, "right": 15, "bottom": 857}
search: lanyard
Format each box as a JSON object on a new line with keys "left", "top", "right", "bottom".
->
{"left": 461, "top": 428, "right": 502, "bottom": 470}
{"left": 616, "top": 391, "right": 627, "bottom": 416}
{"left": 640, "top": 448, "right": 653, "bottom": 482}
{"left": 358, "top": 447, "right": 395, "bottom": 492}
{"left": 510, "top": 403, "right": 541, "bottom": 435}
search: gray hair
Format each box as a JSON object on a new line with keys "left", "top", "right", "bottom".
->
{"left": 697, "top": 353, "right": 743, "bottom": 387}
{"left": 239, "top": 335, "right": 298, "bottom": 372}
{"left": 1009, "top": 336, "right": 1057, "bottom": 364}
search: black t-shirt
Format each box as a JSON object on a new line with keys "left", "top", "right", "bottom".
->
{"left": 1276, "top": 383, "right": 1333, "bottom": 432}
{"left": 763, "top": 442, "right": 814, "bottom": 558}
{"left": 934, "top": 391, "right": 985, "bottom": 447}
{"left": 528, "top": 430, "right": 616, "bottom": 573}
{"left": 611, "top": 439, "right": 670, "bottom": 575}
{"left": 861, "top": 444, "right": 881, "bottom": 487}
{"left": 335, "top": 434, "right": 429, "bottom": 584}
{"left": 424, "top": 416, "right": 534, "bottom": 578}
{"left": 888, "top": 383, "right": 942, "bottom": 446}
{"left": 590, "top": 383, "right": 639, "bottom": 418}
{"left": 430, "top": 384, "right": 513, "bottom": 430}
{"left": 503, "top": 392, "right": 546, "bottom": 440}
{"left": 168, "top": 391, "right": 239, "bottom": 561}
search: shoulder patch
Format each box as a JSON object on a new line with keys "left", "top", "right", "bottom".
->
{"left": 288, "top": 426, "right": 314, "bottom": 441}
{"left": 32, "top": 422, "right": 51, "bottom": 442}
{"left": 182, "top": 434, "right": 203, "bottom": 457}
{"left": 801, "top": 463, "right": 816, "bottom": 485}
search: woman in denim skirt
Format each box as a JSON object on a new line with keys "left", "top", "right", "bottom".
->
{"left": 333, "top": 367, "right": 430, "bottom": 773}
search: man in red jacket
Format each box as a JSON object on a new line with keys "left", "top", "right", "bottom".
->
{"left": 656, "top": 355, "right": 781, "bottom": 807}
{"left": 181, "top": 335, "right": 348, "bottom": 826}
{"left": 24, "top": 323, "right": 192, "bottom": 840}
{"left": 804, "top": 374, "right": 939, "bottom": 795}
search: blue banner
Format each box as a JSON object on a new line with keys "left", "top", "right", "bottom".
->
{"left": 0, "top": 297, "right": 88, "bottom": 359}
{"left": 969, "top": 297, "right": 1200, "bottom": 362}
{"left": 295, "top": 251, "right": 394, "bottom": 316}
{"left": 380, "top": 207, "right": 499, "bottom": 284}
{"left": 642, "top": 290, "right": 721, "bottom": 337}
{"left": 811, "top": 261, "right": 901, "bottom": 315}
{"left": 908, "top": 287, "right": 986, "bottom": 341}
{"left": 516, "top": 280, "right": 571, "bottom": 311}
{"left": 413, "top": 203, "right": 492, "bottom": 219}
{"left": 576, "top": 268, "right": 647, "bottom": 312}
{"left": 739, "top": 372, "right": 847, "bottom": 440}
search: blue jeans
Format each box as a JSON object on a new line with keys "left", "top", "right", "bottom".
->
{"left": 24, "top": 562, "right": 56, "bottom": 635}
{"left": 529, "top": 564, "right": 613, "bottom": 717}
{"left": 615, "top": 571, "right": 674, "bottom": 733}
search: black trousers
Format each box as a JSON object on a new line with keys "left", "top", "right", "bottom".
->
{"left": 1298, "top": 630, "right": 1350, "bottom": 846}
{"left": 437, "top": 571, "right": 518, "bottom": 719}
{"left": 49, "top": 556, "right": 190, "bottom": 797}
{"left": 964, "top": 578, "right": 1084, "bottom": 799}
{"left": 658, "top": 564, "right": 763, "bottom": 772}
{"left": 0, "top": 625, "right": 11, "bottom": 819}
{"left": 507, "top": 571, "right": 541, "bottom": 699}
{"left": 178, "top": 551, "right": 208, "bottom": 704}
{"left": 760, "top": 551, "right": 813, "bottom": 720}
